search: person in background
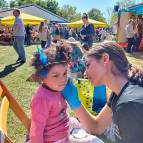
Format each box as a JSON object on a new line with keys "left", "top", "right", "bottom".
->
{"left": 52, "top": 24, "right": 61, "bottom": 43}
{"left": 125, "top": 19, "right": 135, "bottom": 53}
{"left": 25, "top": 24, "right": 32, "bottom": 45}
{"left": 12, "top": 9, "right": 26, "bottom": 63}
{"left": 112, "top": 22, "right": 118, "bottom": 41}
{"left": 95, "top": 27, "right": 99, "bottom": 36}
{"left": 44, "top": 20, "right": 48, "bottom": 28}
{"left": 135, "top": 18, "right": 143, "bottom": 51}
{"left": 66, "top": 37, "right": 85, "bottom": 75}
{"left": 68, "top": 28, "right": 73, "bottom": 37}
{"left": 63, "top": 42, "right": 143, "bottom": 143}
{"left": 100, "top": 28, "right": 107, "bottom": 41}
{"left": 63, "top": 27, "right": 69, "bottom": 39}
{"left": 80, "top": 13, "right": 95, "bottom": 48}
{"left": 39, "top": 22, "right": 47, "bottom": 49}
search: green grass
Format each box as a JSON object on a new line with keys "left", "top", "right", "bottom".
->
{"left": 0, "top": 45, "right": 38, "bottom": 142}
{"left": 0, "top": 45, "right": 143, "bottom": 143}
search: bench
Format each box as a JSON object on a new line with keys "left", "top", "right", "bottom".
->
{"left": 0, "top": 80, "right": 30, "bottom": 143}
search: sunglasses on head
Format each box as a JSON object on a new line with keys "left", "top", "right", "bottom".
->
{"left": 82, "top": 16, "right": 88, "bottom": 19}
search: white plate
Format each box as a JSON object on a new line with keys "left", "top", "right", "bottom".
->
{"left": 71, "top": 128, "right": 87, "bottom": 139}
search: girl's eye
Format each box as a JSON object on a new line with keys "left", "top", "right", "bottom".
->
{"left": 64, "top": 72, "right": 67, "bottom": 76}
{"left": 86, "top": 63, "right": 90, "bottom": 68}
{"left": 53, "top": 75, "right": 59, "bottom": 78}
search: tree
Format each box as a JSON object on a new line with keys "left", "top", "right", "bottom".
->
{"left": 10, "top": 0, "right": 18, "bottom": 8}
{"left": 88, "top": 8, "right": 106, "bottom": 22}
{"left": 109, "top": 0, "right": 136, "bottom": 27}
{"left": 58, "top": 5, "right": 81, "bottom": 22}
{"left": 17, "top": 0, "right": 37, "bottom": 6}
{"left": 110, "top": 12, "right": 118, "bottom": 26}
{"left": 0, "top": 0, "right": 8, "bottom": 8}
{"left": 45, "top": 0, "right": 58, "bottom": 14}
{"left": 116, "top": 0, "right": 136, "bottom": 9}
{"left": 14, "top": 0, "right": 59, "bottom": 14}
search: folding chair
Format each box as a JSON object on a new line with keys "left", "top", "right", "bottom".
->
{"left": 0, "top": 80, "right": 30, "bottom": 143}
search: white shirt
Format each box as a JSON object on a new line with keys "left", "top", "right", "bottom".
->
{"left": 39, "top": 26, "right": 47, "bottom": 41}
{"left": 125, "top": 23, "right": 134, "bottom": 38}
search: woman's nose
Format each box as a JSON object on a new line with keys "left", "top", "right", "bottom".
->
{"left": 84, "top": 70, "right": 88, "bottom": 78}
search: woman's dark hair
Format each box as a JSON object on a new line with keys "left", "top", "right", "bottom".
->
{"left": 39, "top": 22, "right": 44, "bottom": 32}
{"left": 31, "top": 45, "right": 68, "bottom": 78}
{"left": 82, "top": 13, "right": 88, "bottom": 19}
{"left": 86, "top": 42, "right": 143, "bottom": 86}
{"left": 13, "top": 9, "right": 20, "bottom": 15}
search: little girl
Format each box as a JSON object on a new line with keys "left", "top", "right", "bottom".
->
{"left": 30, "top": 46, "right": 70, "bottom": 143}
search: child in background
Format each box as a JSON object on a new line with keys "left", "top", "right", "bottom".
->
{"left": 66, "top": 37, "right": 85, "bottom": 77}
{"left": 39, "top": 22, "right": 48, "bottom": 49}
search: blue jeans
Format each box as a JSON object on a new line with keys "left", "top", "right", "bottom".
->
{"left": 13, "top": 36, "right": 26, "bottom": 61}
{"left": 135, "top": 33, "right": 142, "bottom": 51}
{"left": 127, "top": 38, "right": 134, "bottom": 53}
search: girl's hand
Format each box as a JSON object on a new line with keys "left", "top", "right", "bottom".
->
{"left": 62, "top": 78, "right": 81, "bottom": 110}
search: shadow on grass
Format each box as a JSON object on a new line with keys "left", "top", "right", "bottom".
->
{"left": 0, "top": 62, "right": 24, "bottom": 78}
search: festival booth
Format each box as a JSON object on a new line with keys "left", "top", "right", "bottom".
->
{"left": 68, "top": 18, "right": 106, "bottom": 28}
{"left": 117, "top": 3, "right": 143, "bottom": 49}
{"left": 1, "top": 13, "right": 45, "bottom": 25}
{"left": 0, "top": 13, "right": 46, "bottom": 44}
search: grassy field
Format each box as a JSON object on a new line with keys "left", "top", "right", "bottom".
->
{"left": 0, "top": 45, "right": 143, "bottom": 143}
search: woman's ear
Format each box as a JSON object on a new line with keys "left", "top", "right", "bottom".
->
{"left": 102, "top": 53, "right": 110, "bottom": 66}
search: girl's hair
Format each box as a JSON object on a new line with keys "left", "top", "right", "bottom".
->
{"left": 31, "top": 45, "right": 68, "bottom": 78}
{"left": 86, "top": 42, "right": 143, "bottom": 86}
{"left": 39, "top": 22, "right": 44, "bottom": 32}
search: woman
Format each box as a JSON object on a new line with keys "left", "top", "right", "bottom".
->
{"left": 80, "top": 13, "right": 95, "bottom": 48}
{"left": 125, "top": 19, "right": 135, "bottom": 53}
{"left": 39, "top": 22, "right": 47, "bottom": 49}
{"left": 63, "top": 42, "right": 143, "bottom": 143}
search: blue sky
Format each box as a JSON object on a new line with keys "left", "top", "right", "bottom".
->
{"left": 57, "top": 0, "right": 142, "bottom": 20}
{"left": 58, "top": 0, "right": 115, "bottom": 19}
{"left": 6, "top": 0, "right": 142, "bottom": 21}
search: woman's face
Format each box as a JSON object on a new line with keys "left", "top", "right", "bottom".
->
{"left": 67, "top": 44, "right": 73, "bottom": 53}
{"left": 82, "top": 18, "right": 88, "bottom": 24}
{"left": 43, "top": 64, "right": 68, "bottom": 91}
{"left": 85, "top": 56, "right": 107, "bottom": 85}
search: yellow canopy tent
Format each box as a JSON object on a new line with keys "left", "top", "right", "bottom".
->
{"left": 68, "top": 18, "right": 106, "bottom": 28}
{"left": 1, "top": 13, "right": 46, "bottom": 25}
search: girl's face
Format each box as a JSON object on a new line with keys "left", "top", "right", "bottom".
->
{"left": 43, "top": 64, "right": 68, "bottom": 91}
{"left": 67, "top": 44, "right": 73, "bottom": 53}
{"left": 85, "top": 56, "right": 107, "bottom": 85}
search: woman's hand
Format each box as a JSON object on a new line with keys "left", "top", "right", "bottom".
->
{"left": 80, "top": 34, "right": 86, "bottom": 39}
{"left": 62, "top": 78, "right": 81, "bottom": 110}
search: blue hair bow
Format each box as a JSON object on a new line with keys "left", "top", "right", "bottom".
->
{"left": 37, "top": 48, "right": 47, "bottom": 66}
{"left": 37, "top": 48, "right": 48, "bottom": 77}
